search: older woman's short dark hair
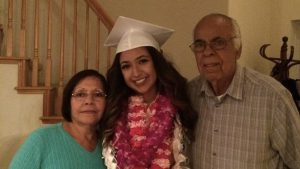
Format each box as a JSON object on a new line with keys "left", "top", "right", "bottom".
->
{"left": 61, "top": 69, "right": 107, "bottom": 121}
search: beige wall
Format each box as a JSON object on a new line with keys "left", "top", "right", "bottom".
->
{"left": 229, "top": 0, "right": 300, "bottom": 78}
{"left": 229, "top": 0, "right": 274, "bottom": 74}
{"left": 229, "top": 0, "right": 299, "bottom": 78}
{"left": 0, "top": 64, "right": 43, "bottom": 168}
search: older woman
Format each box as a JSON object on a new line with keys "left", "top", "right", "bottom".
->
{"left": 9, "top": 69, "right": 107, "bottom": 169}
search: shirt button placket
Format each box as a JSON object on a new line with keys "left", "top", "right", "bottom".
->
{"left": 212, "top": 99, "right": 221, "bottom": 167}
{"left": 215, "top": 103, "right": 221, "bottom": 107}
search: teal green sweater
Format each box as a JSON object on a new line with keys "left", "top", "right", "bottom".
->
{"left": 9, "top": 123, "right": 106, "bottom": 169}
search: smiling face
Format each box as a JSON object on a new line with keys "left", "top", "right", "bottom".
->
{"left": 70, "top": 76, "right": 106, "bottom": 127}
{"left": 193, "top": 15, "right": 241, "bottom": 93}
{"left": 119, "top": 47, "right": 158, "bottom": 103}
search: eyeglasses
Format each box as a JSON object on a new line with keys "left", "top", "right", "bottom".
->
{"left": 71, "top": 90, "right": 107, "bottom": 102}
{"left": 189, "top": 37, "right": 237, "bottom": 53}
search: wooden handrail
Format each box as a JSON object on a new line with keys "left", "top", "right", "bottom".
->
{"left": 85, "top": 0, "right": 114, "bottom": 31}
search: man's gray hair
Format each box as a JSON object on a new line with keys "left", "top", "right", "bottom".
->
{"left": 195, "top": 13, "right": 242, "bottom": 50}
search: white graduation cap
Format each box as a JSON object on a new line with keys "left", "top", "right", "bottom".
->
{"left": 104, "top": 16, "right": 174, "bottom": 54}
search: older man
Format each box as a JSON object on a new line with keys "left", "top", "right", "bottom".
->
{"left": 188, "top": 13, "right": 300, "bottom": 169}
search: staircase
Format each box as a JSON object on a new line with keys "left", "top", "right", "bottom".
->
{"left": 0, "top": 0, "right": 114, "bottom": 124}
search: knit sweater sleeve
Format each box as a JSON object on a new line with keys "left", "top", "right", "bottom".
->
{"left": 9, "top": 130, "right": 44, "bottom": 169}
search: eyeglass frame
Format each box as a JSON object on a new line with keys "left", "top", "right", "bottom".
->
{"left": 71, "top": 90, "right": 107, "bottom": 102}
{"left": 189, "top": 36, "right": 238, "bottom": 53}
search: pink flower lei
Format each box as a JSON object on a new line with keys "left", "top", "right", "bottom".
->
{"left": 113, "top": 94, "right": 176, "bottom": 169}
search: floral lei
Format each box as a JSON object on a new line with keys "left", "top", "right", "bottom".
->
{"left": 113, "top": 94, "right": 176, "bottom": 169}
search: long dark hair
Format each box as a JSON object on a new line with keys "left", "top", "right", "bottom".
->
{"left": 102, "top": 47, "right": 197, "bottom": 144}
